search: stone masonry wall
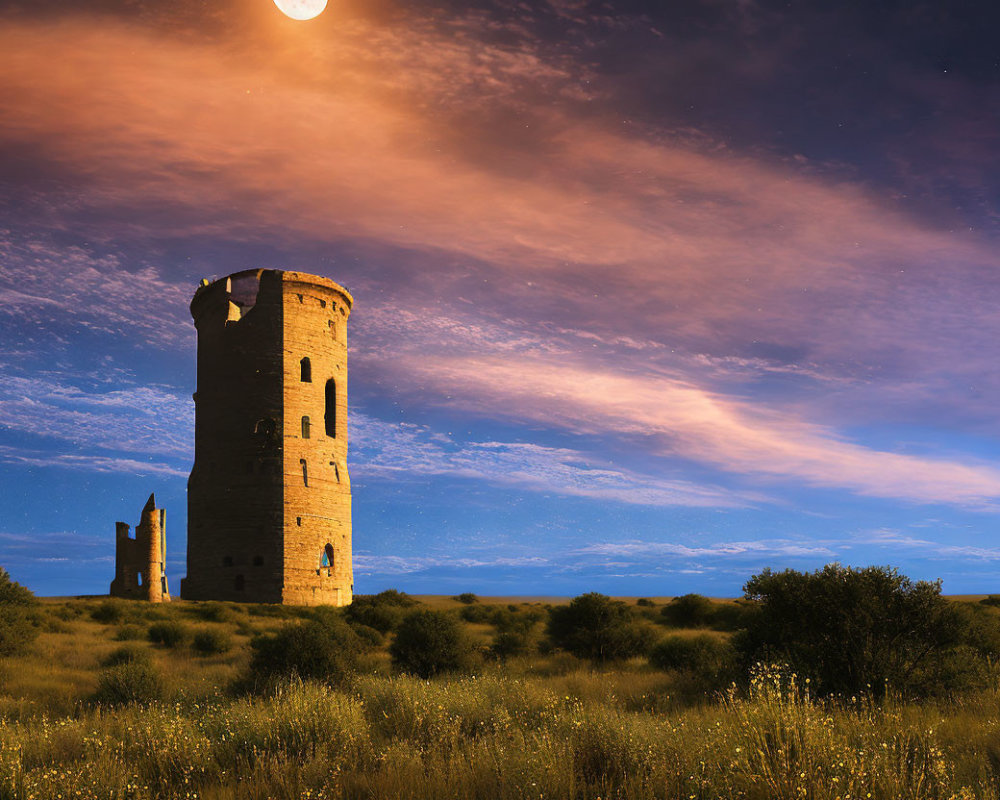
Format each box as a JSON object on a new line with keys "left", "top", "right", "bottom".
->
{"left": 182, "top": 269, "right": 352, "bottom": 605}
{"left": 280, "top": 273, "right": 353, "bottom": 606}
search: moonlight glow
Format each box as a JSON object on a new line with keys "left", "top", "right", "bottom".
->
{"left": 273, "top": 0, "right": 327, "bottom": 20}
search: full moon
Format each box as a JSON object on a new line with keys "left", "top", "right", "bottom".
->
{"left": 273, "top": 0, "right": 327, "bottom": 20}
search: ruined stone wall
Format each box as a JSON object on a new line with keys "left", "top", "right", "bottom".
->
{"left": 110, "top": 494, "right": 169, "bottom": 602}
{"left": 182, "top": 269, "right": 353, "bottom": 605}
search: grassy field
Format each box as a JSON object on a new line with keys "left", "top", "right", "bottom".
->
{"left": 1, "top": 595, "right": 999, "bottom": 799}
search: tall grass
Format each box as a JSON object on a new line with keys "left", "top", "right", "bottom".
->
{"left": 0, "top": 668, "right": 995, "bottom": 799}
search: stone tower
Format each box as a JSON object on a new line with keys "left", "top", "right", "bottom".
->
{"left": 181, "top": 269, "right": 353, "bottom": 605}
{"left": 110, "top": 493, "right": 169, "bottom": 602}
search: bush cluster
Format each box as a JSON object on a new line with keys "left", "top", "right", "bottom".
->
{"left": 0, "top": 568, "right": 38, "bottom": 656}
{"left": 547, "top": 593, "right": 655, "bottom": 663}
{"left": 148, "top": 620, "right": 189, "bottom": 648}
{"left": 660, "top": 594, "right": 715, "bottom": 628}
{"left": 737, "top": 564, "right": 994, "bottom": 697}
{"left": 193, "top": 629, "right": 233, "bottom": 655}
{"left": 344, "top": 589, "right": 416, "bottom": 633}
{"left": 390, "top": 609, "right": 476, "bottom": 678}
{"left": 247, "top": 616, "right": 363, "bottom": 688}
{"left": 93, "top": 661, "right": 164, "bottom": 706}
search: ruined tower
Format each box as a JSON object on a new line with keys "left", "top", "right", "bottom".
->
{"left": 110, "top": 493, "right": 169, "bottom": 602}
{"left": 181, "top": 269, "right": 353, "bottom": 605}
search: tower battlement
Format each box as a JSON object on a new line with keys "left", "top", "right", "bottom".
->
{"left": 181, "top": 269, "right": 353, "bottom": 605}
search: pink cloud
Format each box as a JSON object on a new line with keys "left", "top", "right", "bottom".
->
{"left": 1, "top": 8, "right": 999, "bottom": 497}
{"left": 395, "top": 355, "right": 1000, "bottom": 508}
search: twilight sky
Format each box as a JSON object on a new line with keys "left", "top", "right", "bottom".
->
{"left": 2, "top": 0, "right": 1000, "bottom": 597}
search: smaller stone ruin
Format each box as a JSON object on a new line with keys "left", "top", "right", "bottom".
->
{"left": 109, "top": 493, "right": 170, "bottom": 602}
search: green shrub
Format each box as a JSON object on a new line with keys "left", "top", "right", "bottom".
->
{"left": 102, "top": 644, "right": 152, "bottom": 667}
{"left": 248, "top": 618, "right": 361, "bottom": 687}
{"left": 344, "top": 590, "right": 415, "bottom": 633}
{"left": 93, "top": 661, "right": 164, "bottom": 706}
{"left": 192, "top": 629, "right": 233, "bottom": 655}
{"left": 980, "top": 595, "right": 1000, "bottom": 608}
{"left": 455, "top": 593, "right": 479, "bottom": 604}
{"left": 189, "top": 602, "right": 242, "bottom": 623}
{"left": 490, "top": 630, "right": 535, "bottom": 661}
{"left": 636, "top": 598, "right": 656, "bottom": 607}
{"left": 547, "top": 593, "right": 655, "bottom": 662}
{"left": 738, "top": 564, "right": 974, "bottom": 697}
{"left": 114, "top": 624, "right": 146, "bottom": 641}
{"left": 650, "top": 634, "right": 734, "bottom": 673}
{"left": 373, "top": 589, "right": 416, "bottom": 606}
{"left": 390, "top": 609, "right": 476, "bottom": 678}
{"left": 0, "top": 567, "right": 39, "bottom": 656}
{"left": 350, "top": 624, "right": 385, "bottom": 649}
{"left": 459, "top": 603, "right": 495, "bottom": 624}
{"left": 91, "top": 599, "right": 127, "bottom": 624}
{"left": 491, "top": 606, "right": 544, "bottom": 637}
{"left": 661, "top": 594, "right": 715, "bottom": 628}
{"left": 148, "top": 620, "right": 189, "bottom": 648}
{"left": 709, "top": 601, "right": 753, "bottom": 631}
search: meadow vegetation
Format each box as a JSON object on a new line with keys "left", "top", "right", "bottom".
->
{"left": 1, "top": 565, "right": 1000, "bottom": 798}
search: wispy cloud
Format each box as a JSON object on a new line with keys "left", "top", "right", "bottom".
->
{"left": 861, "top": 528, "right": 1000, "bottom": 561}
{"left": 0, "top": 235, "right": 191, "bottom": 347}
{"left": 351, "top": 412, "right": 758, "bottom": 508}
{"left": 399, "top": 356, "right": 1000, "bottom": 508}
{"left": 353, "top": 553, "right": 551, "bottom": 576}
{"left": 575, "top": 539, "right": 836, "bottom": 559}
{"left": 0, "top": 373, "right": 192, "bottom": 459}
{"left": 0, "top": 447, "right": 187, "bottom": 478}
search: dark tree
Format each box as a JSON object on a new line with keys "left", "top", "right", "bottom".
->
{"left": 738, "top": 564, "right": 975, "bottom": 696}
{"left": 547, "top": 593, "right": 654, "bottom": 663}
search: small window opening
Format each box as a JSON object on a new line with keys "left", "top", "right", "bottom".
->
{"left": 319, "top": 299, "right": 327, "bottom": 308}
{"left": 325, "top": 379, "right": 337, "bottom": 437}
{"left": 235, "top": 574, "right": 245, "bottom": 591}
{"left": 253, "top": 555, "right": 264, "bottom": 567}
{"left": 330, "top": 461, "right": 340, "bottom": 482}
{"left": 321, "top": 544, "right": 335, "bottom": 569}
{"left": 223, "top": 556, "right": 233, "bottom": 567}
{"left": 297, "top": 293, "right": 303, "bottom": 303}
{"left": 296, "top": 516, "right": 302, "bottom": 526}
{"left": 300, "top": 357, "right": 312, "bottom": 383}
{"left": 253, "top": 418, "right": 276, "bottom": 440}
{"left": 301, "top": 416, "right": 311, "bottom": 439}
{"left": 300, "top": 458, "right": 308, "bottom": 486}
{"left": 137, "top": 573, "right": 143, "bottom": 587}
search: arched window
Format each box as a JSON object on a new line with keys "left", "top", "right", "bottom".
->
{"left": 301, "top": 416, "right": 311, "bottom": 439}
{"left": 321, "top": 544, "right": 335, "bottom": 569}
{"left": 300, "top": 357, "right": 312, "bottom": 382}
{"left": 235, "top": 574, "right": 245, "bottom": 591}
{"left": 300, "top": 458, "right": 308, "bottom": 487}
{"left": 325, "top": 379, "right": 336, "bottom": 437}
